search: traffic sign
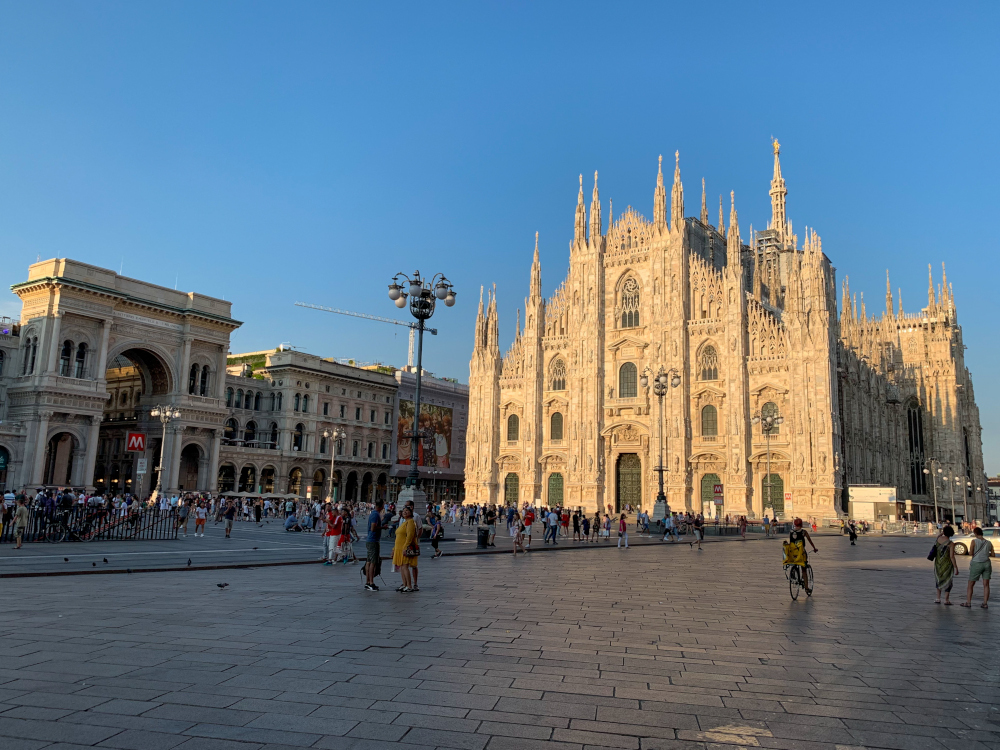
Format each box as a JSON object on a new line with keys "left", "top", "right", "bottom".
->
{"left": 126, "top": 432, "right": 147, "bottom": 452}
{"left": 784, "top": 492, "right": 792, "bottom": 503}
{"left": 136, "top": 458, "right": 148, "bottom": 475}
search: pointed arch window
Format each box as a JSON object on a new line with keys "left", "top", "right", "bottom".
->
{"left": 199, "top": 366, "right": 210, "bottom": 396}
{"left": 74, "top": 343, "right": 87, "bottom": 379}
{"left": 907, "top": 400, "right": 926, "bottom": 495}
{"left": 699, "top": 345, "right": 719, "bottom": 381}
{"left": 549, "top": 359, "right": 566, "bottom": 391}
{"left": 293, "top": 423, "right": 304, "bottom": 451}
{"left": 507, "top": 414, "right": 520, "bottom": 442}
{"left": 619, "top": 362, "right": 638, "bottom": 398}
{"left": 59, "top": 340, "right": 73, "bottom": 376}
{"left": 701, "top": 404, "right": 718, "bottom": 436}
{"left": 620, "top": 277, "right": 640, "bottom": 328}
{"left": 244, "top": 421, "right": 257, "bottom": 444}
{"left": 550, "top": 412, "right": 564, "bottom": 441}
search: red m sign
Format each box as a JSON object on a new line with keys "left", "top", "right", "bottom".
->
{"left": 126, "top": 432, "right": 147, "bottom": 452}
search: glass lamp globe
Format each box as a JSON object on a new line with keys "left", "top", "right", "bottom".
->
{"left": 388, "top": 284, "right": 401, "bottom": 300}
{"left": 444, "top": 292, "right": 456, "bottom": 307}
{"left": 639, "top": 375, "right": 649, "bottom": 388}
{"left": 395, "top": 295, "right": 407, "bottom": 308}
{"left": 409, "top": 281, "right": 422, "bottom": 297}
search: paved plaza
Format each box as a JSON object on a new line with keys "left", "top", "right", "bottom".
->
{"left": 0, "top": 534, "right": 996, "bottom": 750}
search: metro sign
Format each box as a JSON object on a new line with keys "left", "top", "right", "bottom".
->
{"left": 126, "top": 432, "right": 147, "bottom": 452}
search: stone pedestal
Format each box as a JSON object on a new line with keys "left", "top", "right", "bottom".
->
{"left": 653, "top": 499, "right": 669, "bottom": 522}
{"left": 397, "top": 486, "right": 429, "bottom": 516}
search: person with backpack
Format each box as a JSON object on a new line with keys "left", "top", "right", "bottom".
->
{"left": 430, "top": 514, "right": 444, "bottom": 559}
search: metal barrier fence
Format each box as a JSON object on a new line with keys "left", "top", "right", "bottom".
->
{"left": 0, "top": 505, "right": 179, "bottom": 544}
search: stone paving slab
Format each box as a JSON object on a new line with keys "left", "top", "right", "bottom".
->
{"left": 0, "top": 535, "right": 996, "bottom": 750}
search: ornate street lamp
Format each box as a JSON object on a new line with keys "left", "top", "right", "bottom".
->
{"left": 388, "top": 271, "right": 456, "bottom": 512}
{"left": 922, "top": 461, "right": 942, "bottom": 523}
{"left": 323, "top": 427, "right": 346, "bottom": 503}
{"left": 150, "top": 405, "right": 181, "bottom": 500}
{"left": 640, "top": 366, "right": 681, "bottom": 518}
{"left": 751, "top": 407, "right": 784, "bottom": 519}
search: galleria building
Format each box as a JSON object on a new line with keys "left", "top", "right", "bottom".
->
{"left": 466, "top": 145, "right": 986, "bottom": 521}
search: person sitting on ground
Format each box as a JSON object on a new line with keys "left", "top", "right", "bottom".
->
{"left": 284, "top": 513, "right": 303, "bottom": 532}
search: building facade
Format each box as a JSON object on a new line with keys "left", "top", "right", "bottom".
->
{"left": 387, "top": 367, "right": 469, "bottom": 506}
{"left": 466, "top": 145, "right": 987, "bottom": 522}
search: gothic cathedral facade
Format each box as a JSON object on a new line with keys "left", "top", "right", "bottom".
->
{"left": 465, "top": 145, "right": 986, "bottom": 522}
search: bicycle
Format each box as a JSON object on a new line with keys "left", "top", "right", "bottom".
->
{"left": 784, "top": 562, "right": 814, "bottom": 600}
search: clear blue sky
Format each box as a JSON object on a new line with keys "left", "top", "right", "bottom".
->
{"left": 2, "top": 2, "right": 998, "bottom": 467}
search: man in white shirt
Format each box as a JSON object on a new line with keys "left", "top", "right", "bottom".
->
{"left": 963, "top": 527, "right": 994, "bottom": 609}
{"left": 545, "top": 509, "right": 559, "bottom": 545}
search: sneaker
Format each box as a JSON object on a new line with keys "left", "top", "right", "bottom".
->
{"left": 323, "top": 561, "right": 333, "bottom": 566}
{"left": 364, "top": 583, "right": 377, "bottom": 591}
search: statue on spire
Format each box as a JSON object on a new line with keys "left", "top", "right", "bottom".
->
{"left": 574, "top": 174, "right": 586, "bottom": 246}
{"left": 700, "top": 178, "right": 708, "bottom": 225}
{"left": 653, "top": 154, "right": 666, "bottom": 227}
{"left": 769, "top": 138, "right": 788, "bottom": 240}
{"left": 670, "top": 150, "right": 684, "bottom": 231}
{"left": 589, "top": 171, "right": 602, "bottom": 240}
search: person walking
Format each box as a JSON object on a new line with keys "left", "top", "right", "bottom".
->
{"left": 194, "top": 501, "right": 207, "bottom": 537}
{"left": 430, "top": 514, "right": 444, "bottom": 559}
{"left": 12, "top": 497, "right": 29, "bottom": 549}
{"left": 512, "top": 511, "right": 526, "bottom": 556}
{"left": 618, "top": 513, "right": 629, "bottom": 549}
{"left": 484, "top": 505, "right": 497, "bottom": 547}
{"left": 933, "top": 525, "right": 958, "bottom": 605}
{"left": 739, "top": 515, "right": 747, "bottom": 539}
{"left": 392, "top": 506, "right": 419, "bottom": 593}
{"left": 177, "top": 499, "right": 191, "bottom": 538}
{"left": 691, "top": 514, "right": 704, "bottom": 550}
{"left": 324, "top": 506, "right": 342, "bottom": 564}
{"left": 961, "top": 527, "right": 993, "bottom": 609}
{"left": 222, "top": 500, "right": 237, "bottom": 539}
{"left": 763, "top": 515, "right": 771, "bottom": 538}
{"left": 523, "top": 507, "right": 535, "bottom": 548}
{"left": 590, "top": 511, "right": 601, "bottom": 542}
{"left": 572, "top": 509, "right": 582, "bottom": 541}
{"left": 602, "top": 513, "right": 612, "bottom": 542}
{"left": 545, "top": 507, "right": 559, "bottom": 544}
{"left": 363, "top": 499, "right": 384, "bottom": 591}
{"left": 847, "top": 520, "right": 858, "bottom": 546}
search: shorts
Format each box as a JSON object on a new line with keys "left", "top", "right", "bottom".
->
{"left": 523, "top": 524, "right": 532, "bottom": 535}
{"left": 969, "top": 561, "right": 992, "bottom": 582}
{"left": 225, "top": 518, "right": 234, "bottom": 530}
{"left": 365, "top": 542, "right": 382, "bottom": 576}
{"left": 487, "top": 524, "right": 496, "bottom": 535}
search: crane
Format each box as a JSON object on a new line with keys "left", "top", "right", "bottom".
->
{"left": 294, "top": 301, "right": 437, "bottom": 367}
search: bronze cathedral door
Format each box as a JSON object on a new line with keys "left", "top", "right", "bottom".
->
{"left": 615, "top": 453, "right": 641, "bottom": 513}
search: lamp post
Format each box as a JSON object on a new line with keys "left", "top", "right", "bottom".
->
{"left": 640, "top": 366, "right": 681, "bottom": 520}
{"left": 923, "top": 460, "right": 942, "bottom": 523}
{"left": 323, "top": 427, "right": 346, "bottom": 504}
{"left": 149, "top": 405, "right": 181, "bottom": 501}
{"left": 388, "top": 270, "right": 456, "bottom": 513}
{"left": 751, "top": 407, "right": 784, "bottom": 519}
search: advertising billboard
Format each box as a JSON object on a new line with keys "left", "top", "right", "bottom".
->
{"left": 397, "top": 400, "right": 453, "bottom": 468}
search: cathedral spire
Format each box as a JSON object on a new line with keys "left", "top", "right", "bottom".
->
{"left": 487, "top": 285, "right": 499, "bottom": 354}
{"left": 515, "top": 307, "right": 521, "bottom": 339}
{"left": 608, "top": 198, "right": 613, "bottom": 228}
{"left": 718, "top": 195, "right": 725, "bottom": 236}
{"left": 589, "top": 171, "right": 602, "bottom": 240}
{"left": 574, "top": 174, "right": 586, "bottom": 246}
{"left": 653, "top": 155, "right": 667, "bottom": 227}
{"left": 927, "top": 264, "right": 935, "bottom": 308}
{"left": 842, "top": 277, "right": 851, "bottom": 320}
{"left": 770, "top": 138, "right": 787, "bottom": 239}
{"left": 885, "top": 270, "right": 894, "bottom": 317}
{"left": 700, "top": 178, "right": 708, "bottom": 225}
{"left": 898, "top": 288, "right": 903, "bottom": 318}
{"left": 529, "top": 232, "right": 542, "bottom": 303}
{"left": 475, "top": 285, "right": 485, "bottom": 349}
{"left": 671, "top": 151, "right": 684, "bottom": 231}
{"left": 941, "top": 263, "right": 949, "bottom": 308}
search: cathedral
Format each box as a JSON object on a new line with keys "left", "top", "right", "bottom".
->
{"left": 465, "top": 144, "right": 986, "bottom": 522}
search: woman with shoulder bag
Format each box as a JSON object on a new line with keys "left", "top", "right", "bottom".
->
{"left": 931, "top": 525, "right": 958, "bottom": 605}
{"left": 392, "top": 506, "right": 420, "bottom": 592}
{"left": 430, "top": 514, "right": 444, "bottom": 559}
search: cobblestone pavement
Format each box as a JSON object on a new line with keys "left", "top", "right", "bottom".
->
{"left": 0, "top": 535, "right": 996, "bottom": 750}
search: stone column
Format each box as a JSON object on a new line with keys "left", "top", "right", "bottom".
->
{"left": 82, "top": 415, "right": 101, "bottom": 491}
{"left": 31, "top": 411, "right": 52, "bottom": 486}
{"left": 96, "top": 319, "right": 113, "bottom": 380}
{"left": 178, "top": 327, "right": 193, "bottom": 395}
{"left": 46, "top": 312, "right": 64, "bottom": 374}
{"left": 216, "top": 345, "right": 228, "bottom": 399}
{"left": 71, "top": 441, "right": 87, "bottom": 487}
{"left": 207, "top": 428, "right": 221, "bottom": 492}
{"left": 166, "top": 424, "right": 184, "bottom": 494}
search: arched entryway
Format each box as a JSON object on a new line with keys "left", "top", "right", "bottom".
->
{"left": 504, "top": 472, "right": 519, "bottom": 506}
{"left": 179, "top": 444, "right": 201, "bottom": 491}
{"left": 763, "top": 473, "right": 784, "bottom": 514}
{"left": 44, "top": 432, "right": 78, "bottom": 486}
{"left": 239, "top": 465, "right": 257, "bottom": 493}
{"left": 615, "top": 453, "right": 641, "bottom": 512}
{"left": 701, "top": 473, "right": 721, "bottom": 518}
{"left": 345, "top": 471, "right": 358, "bottom": 502}
{"left": 331, "top": 470, "right": 343, "bottom": 503}
{"left": 260, "top": 466, "right": 276, "bottom": 494}
{"left": 0, "top": 445, "right": 11, "bottom": 492}
{"left": 361, "top": 472, "right": 373, "bottom": 503}
{"left": 217, "top": 464, "right": 236, "bottom": 493}
{"left": 376, "top": 472, "right": 387, "bottom": 502}
{"left": 288, "top": 467, "right": 304, "bottom": 496}
{"left": 311, "top": 469, "right": 326, "bottom": 500}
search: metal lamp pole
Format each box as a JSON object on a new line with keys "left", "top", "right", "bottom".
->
{"left": 388, "top": 271, "right": 456, "bottom": 513}
{"left": 150, "top": 405, "right": 181, "bottom": 501}
{"left": 324, "top": 427, "right": 346, "bottom": 503}
{"left": 640, "top": 366, "right": 681, "bottom": 518}
{"left": 965, "top": 480, "right": 972, "bottom": 522}
{"left": 751, "top": 408, "right": 784, "bottom": 519}
{"left": 922, "top": 461, "right": 941, "bottom": 523}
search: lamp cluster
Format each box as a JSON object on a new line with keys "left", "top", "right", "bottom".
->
{"left": 388, "top": 271, "right": 456, "bottom": 316}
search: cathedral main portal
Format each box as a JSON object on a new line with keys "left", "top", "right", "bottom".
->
{"left": 615, "top": 453, "right": 641, "bottom": 513}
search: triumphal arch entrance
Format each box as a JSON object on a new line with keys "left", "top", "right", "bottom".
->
{"left": 6, "top": 259, "right": 240, "bottom": 495}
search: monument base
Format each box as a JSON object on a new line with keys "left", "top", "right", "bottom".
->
{"left": 397, "top": 486, "right": 429, "bottom": 515}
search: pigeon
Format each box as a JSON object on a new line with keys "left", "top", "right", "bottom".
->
{"left": 64, "top": 557, "right": 69, "bottom": 562}
{"left": 103, "top": 558, "right": 108, "bottom": 563}
{"left": 126, "top": 569, "right": 133, "bottom": 574}
{"left": 217, "top": 583, "right": 229, "bottom": 590}
{"left": 92, "top": 562, "right": 97, "bottom": 567}
{"left": 252, "top": 547, "right": 258, "bottom": 550}
{"left": 187, "top": 559, "right": 192, "bottom": 567}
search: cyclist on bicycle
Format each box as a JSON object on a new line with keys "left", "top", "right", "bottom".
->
{"left": 784, "top": 518, "right": 818, "bottom": 591}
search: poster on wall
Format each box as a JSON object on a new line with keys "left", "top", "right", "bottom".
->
{"left": 397, "top": 400, "right": 452, "bottom": 468}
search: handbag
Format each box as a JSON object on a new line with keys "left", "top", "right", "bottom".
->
{"left": 926, "top": 544, "right": 937, "bottom": 561}
{"left": 403, "top": 545, "right": 420, "bottom": 558}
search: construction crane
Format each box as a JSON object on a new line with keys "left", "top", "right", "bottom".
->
{"left": 294, "top": 302, "right": 436, "bottom": 368}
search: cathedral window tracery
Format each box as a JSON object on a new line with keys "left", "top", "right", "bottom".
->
{"left": 699, "top": 345, "right": 719, "bottom": 381}
{"left": 620, "top": 277, "right": 640, "bottom": 328}
{"left": 619, "top": 362, "right": 637, "bottom": 398}
{"left": 549, "top": 359, "right": 566, "bottom": 391}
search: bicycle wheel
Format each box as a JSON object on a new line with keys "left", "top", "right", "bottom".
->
{"left": 805, "top": 564, "right": 814, "bottom": 596}
{"left": 45, "top": 524, "right": 66, "bottom": 543}
{"left": 789, "top": 566, "right": 800, "bottom": 600}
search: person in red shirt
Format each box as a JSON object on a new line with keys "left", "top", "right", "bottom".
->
{"left": 560, "top": 508, "right": 570, "bottom": 538}
{"left": 323, "top": 506, "right": 343, "bottom": 565}
{"left": 523, "top": 508, "right": 535, "bottom": 548}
